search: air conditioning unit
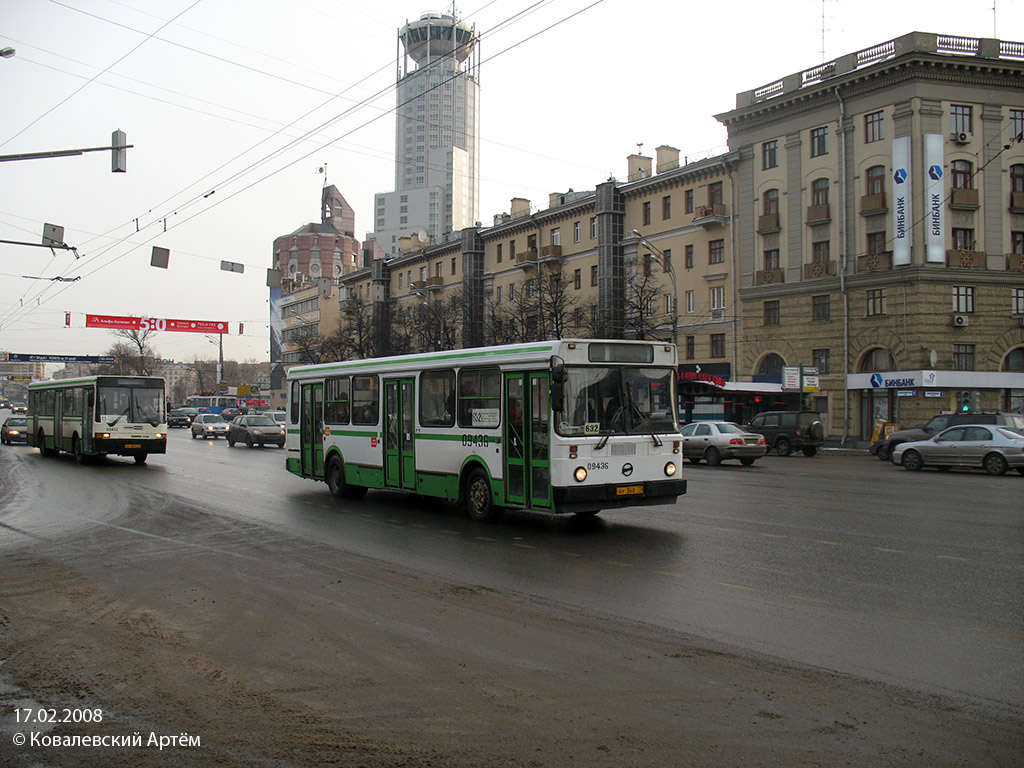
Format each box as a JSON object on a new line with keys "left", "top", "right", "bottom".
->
{"left": 952, "top": 313, "right": 969, "bottom": 327}
{"left": 952, "top": 131, "right": 971, "bottom": 145}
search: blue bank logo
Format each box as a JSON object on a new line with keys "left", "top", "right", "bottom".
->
{"left": 893, "top": 168, "right": 908, "bottom": 184}
{"left": 870, "top": 373, "right": 884, "bottom": 388}
{"left": 928, "top": 165, "right": 943, "bottom": 181}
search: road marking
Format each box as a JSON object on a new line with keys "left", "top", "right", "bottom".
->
{"left": 654, "top": 570, "right": 685, "bottom": 578}
{"left": 972, "top": 626, "right": 1024, "bottom": 640}
{"left": 791, "top": 594, "right": 829, "bottom": 604}
{"left": 557, "top": 551, "right": 583, "bottom": 558}
{"left": 511, "top": 543, "right": 536, "bottom": 549}
{"left": 475, "top": 536, "right": 498, "bottom": 542}
{"left": 936, "top": 555, "right": 969, "bottom": 562}
{"left": 719, "top": 582, "right": 756, "bottom": 591}
{"left": 875, "top": 547, "right": 903, "bottom": 553}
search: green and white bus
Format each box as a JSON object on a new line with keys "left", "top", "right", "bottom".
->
{"left": 285, "top": 339, "right": 686, "bottom": 521}
{"left": 28, "top": 375, "right": 167, "bottom": 464}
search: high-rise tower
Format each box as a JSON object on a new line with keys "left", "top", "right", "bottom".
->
{"left": 369, "top": 12, "right": 480, "bottom": 256}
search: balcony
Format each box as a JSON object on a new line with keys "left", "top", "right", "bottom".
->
{"left": 949, "top": 187, "right": 979, "bottom": 210}
{"left": 757, "top": 212, "right": 780, "bottom": 234}
{"left": 1007, "top": 253, "right": 1024, "bottom": 271}
{"left": 515, "top": 249, "right": 538, "bottom": 267}
{"left": 755, "top": 268, "right": 785, "bottom": 286}
{"left": 1010, "top": 191, "right": 1024, "bottom": 214}
{"left": 859, "top": 193, "right": 887, "bottom": 216}
{"left": 806, "top": 204, "right": 831, "bottom": 225}
{"left": 539, "top": 244, "right": 562, "bottom": 260}
{"left": 410, "top": 280, "right": 427, "bottom": 293}
{"left": 857, "top": 252, "right": 893, "bottom": 272}
{"left": 803, "top": 260, "right": 838, "bottom": 279}
{"left": 693, "top": 203, "right": 728, "bottom": 228}
{"left": 425, "top": 275, "right": 444, "bottom": 291}
{"left": 945, "top": 249, "right": 986, "bottom": 269}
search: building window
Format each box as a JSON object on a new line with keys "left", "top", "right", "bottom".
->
{"left": 685, "top": 290, "right": 694, "bottom": 313}
{"left": 762, "top": 140, "right": 778, "bottom": 169}
{"left": 685, "top": 336, "right": 695, "bottom": 360}
{"left": 708, "top": 182, "right": 723, "bottom": 206}
{"left": 496, "top": 243, "right": 502, "bottom": 263}
{"left": 866, "top": 289, "right": 886, "bottom": 316}
{"left": 951, "top": 160, "right": 972, "bottom": 189}
{"left": 764, "top": 249, "right": 779, "bottom": 271}
{"left": 866, "top": 165, "right": 885, "bottom": 196}
{"left": 763, "top": 188, "right": 779, "bottom": 215}
{"left": 953, "top": 286, "right": 975, "bottom": 313}
{"left": 710, "top": 286, "right": 725, "bottom": 311}
{"left": 709, "top": 240, "right": 725, "bottom": 264}
{"left": 812, "top": 240, "right": 830, "bottom": 264}
{"left": 590, "top": 265, "right": 598, "bottom": 286}
{"left": 710, "top": 334, "right": 726, "bottom": 358}
{"left": 867, "top": 232, "right": 886, "bottom": 255}
{"left": 812, "top": 348, "right": 831, "bottom": 374}
{"left": 953, "top": 228, "right": 975, "bottom": 250}
{"left": 660, "top": 195, "right": 671, "bottom": 220}
{"left": 812, "top": 294, "right": 830, "bottom": 321}
{"left": 664, "top": 295, "right": 672, "bottom": 315}
{"left": 1013, "top": 287, "right": 1024, "bottom": 315}
{"left": 590, "top": 217, "right": 597, "bottom": 238}
{"left": 812, "top": 178, "right": 829, "bottom": 206}
{"left": 864, "top": 111, "right": 884, "bottom": 143}
{"left": 574, "top": 221, "right": 581, "bottom": 242}
{"left": 763, "top": 300, "right": 780, "bottom": 325}
{"left": 661, "top": 249, "right": 672, "bottom": 273}
{"left": 953, "top": 344, "right": 975, "bottom": 371}
{"left": 1012, "top": 231, "right": 1024, "bottom": 255}
{"left": 551, "top": 227, "right": 560, "bottom": 246}
{"left": 1012, "top": 110, "right": 1024, "bottom": 142}
{"left": 685, "top": 244, "right": 694, "bottom": 269}
{"left": 951, "top": 104, "right": 973, "bottom": 134}
{"left": 573, "top": 268, "right": 581, "bottom": 290}
{"left": 685, "top": 189, "right": 694, "bottom": 214}
{"left": 642, "top": 201, "right": 651, "bottom": 226}
{"left": 495, "top": 285, "right": 502, "bottom": 304}
{"left": 810, "top": 126, "right": 828, "bottom": 157}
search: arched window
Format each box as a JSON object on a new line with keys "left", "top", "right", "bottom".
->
{"left": 858, "top": 348, "right": 896, "bottom": 373}
{"left": 812, "top": 178, "right": 830, "bottom": 206}
{"left": 951, "top": 160, "right": 972, "bottom": 190}
{"left": 866, "top": 165, "right": 885, "bottom": 196}
{"left": 1003, "top": 347, "right": 1024, "bottom": 372}
{"left": 758, "top": 353, "right": 785, "bottom": 377}
{"left": 763, "top": 188, "right": 779, "bottom": 215}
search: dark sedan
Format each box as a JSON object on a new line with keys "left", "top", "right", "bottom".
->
{"left": 1, "top": 416, "right": 29, "bottom": 444}
{"left": 168, "top": 407, "right": 199, "bottom": 428}
{"left": 227, "top": 415, "right": 286, "bottom": 448}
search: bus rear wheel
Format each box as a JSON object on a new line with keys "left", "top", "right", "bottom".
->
{"left": 464, "top": 467, "right": 502, "bottom": 523}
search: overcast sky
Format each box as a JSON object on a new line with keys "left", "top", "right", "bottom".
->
{"left": 1, "top": 0, "right": 1021, "bottom": 365}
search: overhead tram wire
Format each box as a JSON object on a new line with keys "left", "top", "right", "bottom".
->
{"left": 2, "top": 0, "right": 603, "bottom": 333}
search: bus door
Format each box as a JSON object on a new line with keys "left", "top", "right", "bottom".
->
{"left": 54, "top": 391, "right": 64, "bottom": 452}
{"left": 383, "top": 378, "right": 416, "bottom": 491}
{"left": 300, "top": 382, "right": 324, "bottom": 478}
{"left": 503, "top": 372, "right": 552, "bottom": 510}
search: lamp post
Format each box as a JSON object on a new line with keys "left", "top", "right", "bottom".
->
{"left": 632, "top": 229, "right": 678, "bottom": 349}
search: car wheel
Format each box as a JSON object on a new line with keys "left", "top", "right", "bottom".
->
{"left": 802, "top": 446, "right": 818, "bottom": 457}
{"left": 325, "top": 455, "right": 346, "bottom": 497}
{"left": 983, "top": 453, "right": 1008, "bottom": 476}
{"left": 245, "top": 435, "right": 254, "bottom": 449}
{"left": 464, "top": 466, "right": 502, "bottom": 523}
{"left": 877, "top": 443, "right": 892, "bottom": 462}
{"left": 739, "top": 457, "right": 756, "bottom": 466}
{"left": 704, "top": 447, "right": 721, "bottom": 466}
{"left": 227, "top": 438, "right": 235, "bottom": 447}
{"left": 1016, "top": 467, "right": 1024, "bottom": 476}
{"left": 808, "top": 420, "right": 825, "bottom": 441}
{"left": 901, "top": 450, "right": 923, "bottom": 472}
{"left": 191, "top": 431, "right": 197, "bottom": 439}
{"left": 775, "top": 437, "right": 792, "bottom": 457}
{"left": 687, "top": 457, "right": 702, "bottom": 464}
{"left": 134, "top": 454, "right": 147, "bottom": 465}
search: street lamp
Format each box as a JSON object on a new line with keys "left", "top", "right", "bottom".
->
{"left": 632, "top": 229, "right": 678, "bottom": 349}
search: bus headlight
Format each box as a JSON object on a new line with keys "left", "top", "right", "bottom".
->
{"left": 574, "top": 466, "right": 587, "bottom": 483}
{"left": 95, "top": 432, "right": 110, "bottom": 439}
{"left": 664, "top": 461, "right": 677, "bottom": 477}
{"left": 154, "top": 433, "right": 166, "bottom": 439}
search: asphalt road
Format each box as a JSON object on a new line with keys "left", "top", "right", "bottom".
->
{"left": 3, "top": 423, "right": 1022, "bottom": 706}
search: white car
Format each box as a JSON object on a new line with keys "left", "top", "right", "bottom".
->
{"left": 190, "top": 413, "right": 230, "bottom": 439}
{"left": 891, "top": 424, "right": 1024, "bottom": 475}
{"left": 260, "top": 410, "right": 287, "bottom": 425}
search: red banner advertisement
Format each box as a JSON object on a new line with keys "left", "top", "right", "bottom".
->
{"left": 85, "top": 315, "right": 229, "bottom": 334}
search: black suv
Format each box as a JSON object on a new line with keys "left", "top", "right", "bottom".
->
{"left": 870, "top": 411, "right": 1024, "bottom": 461}
{"left": 744, "top": 411, "right": 825, "bottom": 457}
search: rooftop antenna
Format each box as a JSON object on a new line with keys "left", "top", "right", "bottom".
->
{"left": 636, "top": 142, "right": 643, "bottom": 155}
{"left": 819, "top": 0, "right": 837, "bottom": 63}
{"left": 993, "top": 0, "right": 998, "bottom": 37}
{"left": 318, "top": 163, "right": 328, "bottom": 187}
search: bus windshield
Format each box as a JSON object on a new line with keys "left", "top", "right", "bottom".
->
{"left": 97, "top": 385, "right": 165, "bottom": 426}
{"left": 557, "top": 366, "right": 676, "bottom": 436}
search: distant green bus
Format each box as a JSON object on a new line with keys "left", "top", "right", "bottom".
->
{"left": 285, "top": 340, "right": 686, "bottom": 522}
{"left": 28, "top": 375, "right": 167, "bottom": 464}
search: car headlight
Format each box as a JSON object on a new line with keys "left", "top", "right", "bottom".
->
{"left": 664, "top": 461, "right": 677, "bottom": 477}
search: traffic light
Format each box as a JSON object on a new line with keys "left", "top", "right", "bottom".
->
{"left": 971, "top": 390, "right": 981, "bottom": 411}
{"left": 111, "top": 130, "right": 127, "bottom": 173}
{"left": 956, "top": 391, "right": 971, "bottom": 412}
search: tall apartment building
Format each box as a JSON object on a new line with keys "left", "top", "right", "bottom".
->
{"left": 369, "top": 12, "right": 480, "bottom": 256}
{"left": 716, "top": 31, "right": 1024, "bottom": 440}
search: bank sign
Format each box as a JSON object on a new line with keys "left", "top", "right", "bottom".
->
{"left": 849, "top": 370, "right": 938, "bottom": 390}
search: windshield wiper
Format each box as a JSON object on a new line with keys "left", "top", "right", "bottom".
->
{"left": 108, "top": 406, "right": 130, "bottom": 427}
{"left": 624, "top": 389, "right": 662, "bottom": 446}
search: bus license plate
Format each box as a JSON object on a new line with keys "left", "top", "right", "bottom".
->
{"left": 615, "top": 485, "right": 644, "bottom": 496}
{"left": 125, "top": 443, "right": 141, "bottom": 448}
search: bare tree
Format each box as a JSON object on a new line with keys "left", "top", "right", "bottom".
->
{"left": 402, "top": 291, "right": 463, "bottom": 352}
{"left": 110, "top": 327, "right": 158, "bottom": 374}
{"left": 623, "top": 258, "right": 671, "bottom": 341}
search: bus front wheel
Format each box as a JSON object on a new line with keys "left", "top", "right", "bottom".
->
{"left": 325, "top": 456, "right": 366, "bottom": 499}
{"left": 464, "top": 467, "right": 502, "bottom": 523}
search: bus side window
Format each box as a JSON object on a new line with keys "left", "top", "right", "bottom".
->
{"left": 325, "top": 376, "right": 350, "bottom": 425}
{"left": 352, "top": 375, "right": 379, "bottom": 425}
{"left": 290, "top": 381, "right": 300, "bottom": 424}
{"left": 420, "top": 369, "right": 455, "bottom": 427}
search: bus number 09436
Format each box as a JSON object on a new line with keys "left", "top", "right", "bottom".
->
{"left": 461, "top": 435, "right": 493, "bottom": 448}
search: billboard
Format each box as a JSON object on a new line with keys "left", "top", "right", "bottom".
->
{"left": 85, "top": 315, "right": 229, "bottom": 334}
{"left": 892, "top": 136, "right": 912, "bottom": 266}
{"left": 923, "top": 134, "right": 946, "bottom": 263}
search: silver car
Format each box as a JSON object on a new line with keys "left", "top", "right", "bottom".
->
{"left": 190, "top": 412, "right": 230, "bottom": 439}
{"left": 680, "top": 421, "right": 768, "bottom": 466}
{"left": 891, "top": 424, "right": 1024, "bottom": 476}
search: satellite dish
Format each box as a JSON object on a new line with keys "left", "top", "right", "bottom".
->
{"left": 415, "top": 229, "right": 428, "bottom": 244}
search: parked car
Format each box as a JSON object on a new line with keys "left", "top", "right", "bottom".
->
{"left": 261, "top": 410, "right": 286, "bottom": 424}
{"left": 680, "top": 421, "right": 768, "bottom": 466}
{"left": 1, "top": 416, "right": 29, "bottom": 444}
{"left": 227, "top": 415, "right": 286, "bottom": 448}
{"left": 871, "top": 411, "right": 1024, "bottom": 461}
{"left": 744, "top": 411, "right": 824, "bottom": 456}
{"left": 190, "top": 413, "right": 230, "bottom": 439}
{"left": 220, "top": 407, "right": 242, "bottom": 422}
{"left": 168, "top": 407, "right": 199, "bottom": 428}
{"left": 891, "top": 424, "right": 1024, "bottom": 475}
